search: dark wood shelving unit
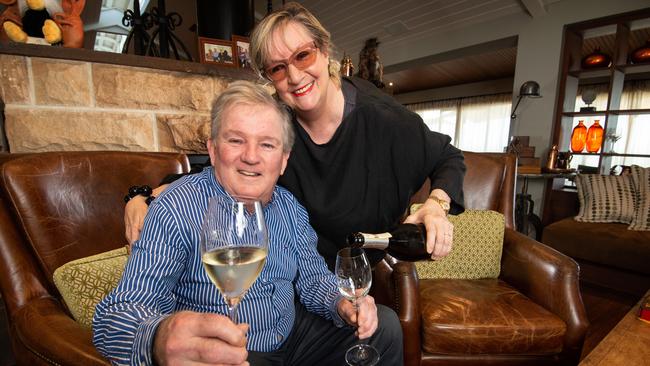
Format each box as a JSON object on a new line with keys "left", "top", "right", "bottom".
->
{"left": 543, "top": 7, "right": 650, "bottom": 228}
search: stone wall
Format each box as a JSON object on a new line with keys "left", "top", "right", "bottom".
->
{"left": 0, "top": 54, "right": 236, "bottom": 154}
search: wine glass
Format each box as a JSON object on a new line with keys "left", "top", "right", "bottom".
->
{"left": 200, "top": 196, "right": 268, "bottom": 323}
{"left": 336, "top": 248, "right": 380, "bottom": 366}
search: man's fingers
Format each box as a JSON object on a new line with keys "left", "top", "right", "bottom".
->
{"left": 193, "top": 313, "right": 248, "bottom": 346}
{"left": 192, "top": 336, "right": 248, "bottom": 365}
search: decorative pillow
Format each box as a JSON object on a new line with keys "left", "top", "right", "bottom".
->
{"left": 574, "top": 173, "right": 636, "bottom": 224}
{"left": 412, "top": 209, "right": 505, "bottom": 279}
{"left": 53, "top": 247, "right": 128, "bottom": 327}
{"left": 629, "top": 165, "right": 650, "bottom": 231}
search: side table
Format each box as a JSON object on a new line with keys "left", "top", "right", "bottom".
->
{"left": 516, "top": 172, "right": 576, "bottom": 240}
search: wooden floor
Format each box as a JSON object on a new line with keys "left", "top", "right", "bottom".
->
{"left": 0, "top": 285, "right": 639, "bottom": 365}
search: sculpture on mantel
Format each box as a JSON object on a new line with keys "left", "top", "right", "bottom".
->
{"left": 357, "top": 37, "right": 385, "bottom": 89}
{"left": 0, "top": 0, "right": 85, "bottom": 48}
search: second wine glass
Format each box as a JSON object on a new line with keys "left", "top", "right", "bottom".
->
{"left": 200, "top": 196, "right": 268, "bottom": 323}
{"left": 336, "top": 247, "right": 380, "bottom": 366}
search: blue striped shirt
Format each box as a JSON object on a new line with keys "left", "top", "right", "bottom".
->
{"left": 92, "top": 167, "right": 343, "bottom": 365}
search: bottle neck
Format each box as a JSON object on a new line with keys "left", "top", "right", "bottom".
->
{"left": 354, "top": 232, "right": 392, "bottom": 250}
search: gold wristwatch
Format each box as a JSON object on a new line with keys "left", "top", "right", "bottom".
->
{"left": 429, "top": 196, "right": 450, "bottom": 216}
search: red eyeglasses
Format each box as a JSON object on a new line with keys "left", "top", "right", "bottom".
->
{"left": 263, "top": 42, "right": 319, "bottom": 81}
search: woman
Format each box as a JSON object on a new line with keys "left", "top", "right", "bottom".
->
{"left": 126, "top": 2, "right": 465, "bottom": 270}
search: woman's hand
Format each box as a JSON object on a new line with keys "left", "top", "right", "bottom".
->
{"left": 404, "top": 188, "right": 454, "bottom": 260}
{"left": 125, "top": 184, "right": 168, "bottom": 246}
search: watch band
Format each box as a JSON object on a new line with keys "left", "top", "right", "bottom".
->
{"left": 428, "top": 196, "right": 450, "bottom": 215}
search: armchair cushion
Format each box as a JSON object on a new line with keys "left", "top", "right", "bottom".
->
{"left": 575, "top": 173, "right": 636, "bottom": 224}
{"left": 414, "top": 210, "right": 504, "bottom": 279}
{"left": 419, "top": 279, "right": 566, "bottom": 355}
{"left": 53, "top": 247, "right": 128, "bottom": 327}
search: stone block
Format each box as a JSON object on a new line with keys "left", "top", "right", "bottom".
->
{"left": 93, "top": 64, "right": 220, "bottom": 112}
{"left": 0, "top": 55, "right": 30, "bottom": 104}
{"left": 4, "top": 108, "right": 155, "bottom": 153}
{"left": 31, "top": 58, "right": 91, "bottom": 106}
{"left": 157, "top": 114, "right": 210, "bottom": 153}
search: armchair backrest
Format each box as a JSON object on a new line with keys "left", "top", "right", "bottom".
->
{"left": 0, "top": 151, "right": 189, "bottom": 317}
{"left": 462, "top": 151, "right": 516, "bottom": 229}
{"left": 410, "top": 151, "right": 516, "bottom": 228}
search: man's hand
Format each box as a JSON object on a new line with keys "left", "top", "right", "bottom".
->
{"left": 337, "top": 296, "right": 378, "bottom": 339}
{"left": 153, "top": 311, "right": 249, "bottom": 366}
{"left": 125, "top": 184, "right": 168, "bottom": 245}
{"left": 404, "top": 188, "right": 454, "bottom": 260}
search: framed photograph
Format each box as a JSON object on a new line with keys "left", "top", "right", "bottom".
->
{"left": 198, "top": 37, "right": 236, "bottom": 67}
{"left": 232, "top": 35, "right": 252, "bottom": 70}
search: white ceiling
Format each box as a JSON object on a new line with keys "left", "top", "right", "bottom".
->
{"left": 258, "top": 0, "right": 566, "bottom": 93}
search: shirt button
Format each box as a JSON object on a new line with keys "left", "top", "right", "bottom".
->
{"left": 277, "top": 334, "right": 284, "bottom": 342}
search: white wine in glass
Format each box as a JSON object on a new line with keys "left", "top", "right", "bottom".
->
{"left": 201, "top": 196, "right": 268, "bottom": 322}
{"left": 336, "top": 247, "right": 380, "bottom": 366}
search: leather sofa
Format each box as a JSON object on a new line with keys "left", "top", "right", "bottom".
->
{"left": 371, "top": 152, "right": 590, "bottom": 366}
{"left": 542, "top": 191, "right": 650, "bottom": 297}
{"left": 0, "top": 151, "right": 189, "bottom": 365}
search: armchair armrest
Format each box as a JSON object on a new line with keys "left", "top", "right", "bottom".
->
{"left": 13, "top": 296, "right": 109, "bottom": 366}
{"left": 500, "top": 228, "right": 589, "bottom": 363}
{"left": 372, "top": 257, "right": 421, "bottom": 366}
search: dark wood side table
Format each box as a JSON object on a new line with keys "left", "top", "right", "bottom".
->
{"left": 516, "top": 172, "right": 576, "bottom": 240}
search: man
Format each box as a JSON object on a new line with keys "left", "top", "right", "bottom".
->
{"left": 92, "top": 81, "right": 403, "bottom": 365}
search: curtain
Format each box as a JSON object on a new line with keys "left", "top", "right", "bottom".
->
{"left": 407, "top": 93, "right": 511, "bottom": 153}
{"left": 456, "top": 94, "right": 511, "bottom": 152}
{"left": 406, "top": 100, "right": 458, "bottom": 142}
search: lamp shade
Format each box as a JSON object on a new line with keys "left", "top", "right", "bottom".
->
{"left": 519, "top": 81, "right": 541, "bottom": 97}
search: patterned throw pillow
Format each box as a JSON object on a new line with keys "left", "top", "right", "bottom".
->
{"left": 574, "top": 173, "right": 636, "bottom": 224}
{"left": 53, "top": 247, "right": 128, "bottom": 327}
{"left": 629, "top": 165, "right": 650, "bottom": 231}
{"left": 412, "top": 209, "right": 505, "bottom": 279}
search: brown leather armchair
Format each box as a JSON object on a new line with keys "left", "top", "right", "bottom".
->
{"left": 0, "top": 151, "right": 189, "bottom": 365}
{"left": 371, "top": 152, "right": 589, "bottom": 366}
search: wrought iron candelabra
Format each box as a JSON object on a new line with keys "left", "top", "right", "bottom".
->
{"left": 122, "top": 0, "right": 193, "bottom": 61}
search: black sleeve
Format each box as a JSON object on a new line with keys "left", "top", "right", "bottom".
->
{"left": 159, "top": 161, "right": 209, "bottom": 185}
{"left": 425, "top": 131, "right": 466, "bottom": 215}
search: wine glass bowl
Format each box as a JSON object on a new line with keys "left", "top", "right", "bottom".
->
{"left": 200, "top": 197, "right": 268, "bottom": 322}
{"left": 336, "top": 248, "right": 380, "bottom": 366}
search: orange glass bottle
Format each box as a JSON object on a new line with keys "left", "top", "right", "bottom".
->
{"left": 570, "top": 120, "right": 587, "bottom": 153}
{"left": 586, "top": 120, "right": 604, "bottom": 153}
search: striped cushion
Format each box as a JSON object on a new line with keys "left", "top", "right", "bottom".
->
{"left": 575, "top": 174, "right": 636, "bottom": 224}
{"left": 629, "top": 165, "right": 650, "bottom": 231}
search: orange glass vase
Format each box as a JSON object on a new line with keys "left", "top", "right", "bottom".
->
{"left": 570, "top": 120, "right": 588, "bottom": 153}
{"left": 586, "top": 120, "right": 604, "bottom": 153}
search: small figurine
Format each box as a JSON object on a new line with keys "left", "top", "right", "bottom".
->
{"left": 357, "top": 37, "right": 385, "bottom": 89}
{"left": 1, "top": 0, "right": 86, "bottom": 48}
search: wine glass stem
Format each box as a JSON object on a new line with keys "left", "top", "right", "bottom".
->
{"left": 227, "top": 302, "right": 240, "bottom": 323}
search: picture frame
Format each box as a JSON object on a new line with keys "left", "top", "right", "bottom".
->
{"left": 198, "top": 37, "right": 236, "bottom": 67}
{"left": 232, "top": 35, "right": 253, "bottom": 70}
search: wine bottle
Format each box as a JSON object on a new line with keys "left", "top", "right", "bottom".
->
{"left": 346, "top": 223, "right": 430, "bottom": 261}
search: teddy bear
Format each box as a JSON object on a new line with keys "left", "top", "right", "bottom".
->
{"left": 1, "top": 0, "right": 85, "bottom": 48}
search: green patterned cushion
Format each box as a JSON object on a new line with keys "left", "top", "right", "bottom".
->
{"left": 53, "top": 247, "right": 128, "bottom": 327}
{"left": 412, "top": 209, "right": 505, "bottom": 279}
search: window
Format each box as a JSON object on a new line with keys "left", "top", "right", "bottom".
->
{"left": 407, "top": 93, "right": 512, "bottom": 153}
{"left": 573, "top": 81, "right": 650, "bottom": 168}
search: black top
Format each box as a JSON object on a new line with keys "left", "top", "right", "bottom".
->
{"left": 162, "top": 77, "right": 465, "bottom": 269}
{"left": 277, "top": 77, "right": 465, "bottom": 269}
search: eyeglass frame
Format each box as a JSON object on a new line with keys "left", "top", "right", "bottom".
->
{"left": 262, "top": 41, "right": 321, "bottom": 82}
